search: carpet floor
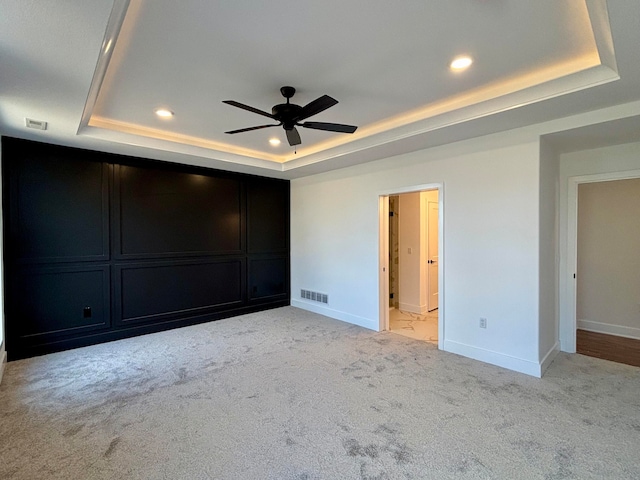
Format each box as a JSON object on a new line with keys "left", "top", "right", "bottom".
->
{"left": 1, "top": 307, "right": 639, "bottom": 479}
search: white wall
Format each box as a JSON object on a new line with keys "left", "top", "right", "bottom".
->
{"left": 398, "top": 193, "right": 423, "bottom": 313}
{"left": 577, "top": 178, "right": 640, "bottom": 338}
{"left": 559, "top": 141, "right": 640, "bottom": 351}
{"left": 538, "top": 140, "right": 560, "bottom": 367}
{"left": 291, "top": 132, "right": 546, "bottom": 376}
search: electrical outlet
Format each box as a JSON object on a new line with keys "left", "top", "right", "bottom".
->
{"left": 479, "top": 317, "right": 487, "bottom": 329}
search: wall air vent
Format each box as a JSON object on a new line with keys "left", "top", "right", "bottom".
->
{"left": 25, "top": 118, "right": 47, "bottom": 130}
{"left": 300, "top": 289, "right": 328, "bottom": 304}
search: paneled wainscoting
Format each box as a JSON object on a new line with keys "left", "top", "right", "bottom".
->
{"left": 2, "top": 137, "right": 290, "bottom": 359}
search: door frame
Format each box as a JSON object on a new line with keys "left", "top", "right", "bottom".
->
{"left": 426, "top": 198, "right": 439, "bottom": 312}
{"left": 561, "top": 169, "right": 640, "bottom": 352}
{"left": 378, "top": 183, "right": 444, "bottom": 349}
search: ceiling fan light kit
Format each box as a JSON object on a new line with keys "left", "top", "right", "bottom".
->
{"left": 223, "top": 86, "right": 358, "bottom": 146}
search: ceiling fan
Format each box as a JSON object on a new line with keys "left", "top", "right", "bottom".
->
{"left": 223, "top": 86, "right": 358, "bottom": 146}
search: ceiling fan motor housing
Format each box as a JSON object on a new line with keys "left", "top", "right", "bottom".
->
{"left": 272, "top": 103, "right": 302, "bottom": 130}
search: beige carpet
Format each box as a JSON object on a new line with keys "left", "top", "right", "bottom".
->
{"left": 1, "top": 307, "right": 639, "bottom": 479}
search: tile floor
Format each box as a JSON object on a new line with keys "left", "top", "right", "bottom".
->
{"left": 389, "top": 308, "right": 438, "bottom": 344}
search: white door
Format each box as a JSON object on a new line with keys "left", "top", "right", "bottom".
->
{"left": 427, "top": 200, "right": 439, "bottom": 311}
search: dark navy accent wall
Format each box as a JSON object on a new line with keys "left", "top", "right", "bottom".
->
{"left": 2, "top": 137, "right": 290, "bottom": 360}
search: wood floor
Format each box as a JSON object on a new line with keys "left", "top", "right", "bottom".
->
{"left": 577, "top": 329, "right": 640, "bottom": 367}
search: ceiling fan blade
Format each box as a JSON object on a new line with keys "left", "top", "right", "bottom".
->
{"left": 225, "top": 124, "right": 279, "bottom": 134}
{"left": 222, "top": 100, "right": 275, "bottom": 119}
{"left": 300, "top": 121, "right": 358, "bottom": 134}
{"left": 295, "top": 95, "right": 338, "bottom": 121}
{"left": 286, "top": 127, "right": 301, "bottom": 146}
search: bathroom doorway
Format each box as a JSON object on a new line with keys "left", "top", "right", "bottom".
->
{"left": 379, "top": 186, "right": 443, "bottom": 348}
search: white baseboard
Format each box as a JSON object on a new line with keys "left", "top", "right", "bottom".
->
{"left": 443, "top": 340, "right": 545, "bottom": 377}
{"left": 0, "top": 344, "right": 6, "bottom": 385}
{"left": 398, "top": 302, "right": 428, "bottom": 315}
{"left": 539, "top": 342, "right": 561, "bottom": 376}
{"left": 577, "top": 319, "right": 640, "bottom": 340}
{"left": 291, "top": 299, "right": 379, "bottom": 331}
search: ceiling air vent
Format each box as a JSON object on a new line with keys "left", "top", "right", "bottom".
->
{"left": 25, "top": 118, "right": 47, "bottom": 130}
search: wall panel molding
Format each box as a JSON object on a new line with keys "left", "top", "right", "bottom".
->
{"left": 114, "top": 258, "right": 245, "bottom": 325}
{"left": 2, "top": 137, "right": 290, "bottom": 360}
{"left": 8, "top": 151, "right": 110, "bottom": 264}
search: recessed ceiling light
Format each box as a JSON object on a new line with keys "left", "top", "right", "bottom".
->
{"left": 155, "top": 108, "right": 174, "bottom": 118}
{"left": 269, "top": 138, "right": 281, "bottom": 146}
{"left": 450, "top": 56, "right": 473, "bottom": 71}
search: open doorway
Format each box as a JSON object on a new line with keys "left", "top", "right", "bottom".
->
{"left": 379, "top": 186, "right": 443, "bottom": 348}
{"left": 563, "top": 169, "right": 640, "bottom": 361}
{"left": 575, "top": 178, "right": 640, "bottom": 367}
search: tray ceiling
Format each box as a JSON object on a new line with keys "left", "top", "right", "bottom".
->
{"left": 2, "top": 1, "right": 639, "bottom": 178}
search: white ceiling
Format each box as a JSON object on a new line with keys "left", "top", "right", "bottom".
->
{"left": 1, "top": 0, "right": 639, "bottom": 179}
